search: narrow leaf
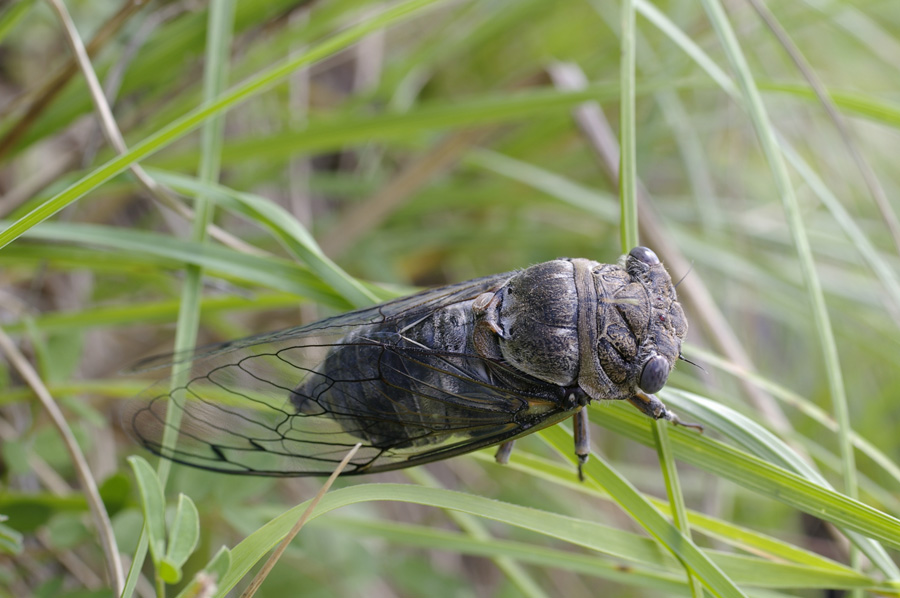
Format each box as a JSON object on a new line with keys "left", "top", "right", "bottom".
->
{"left": 127, "top": 456, "right": 167, "bottom": 565}
{"left": 165, "top": 494, "right": 200, "bottom": 571}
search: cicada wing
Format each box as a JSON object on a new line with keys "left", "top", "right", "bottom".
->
{"left": 124, "top": 327, "right": 358, "bottom": 476}
{"left": 129, "top": 270, "right": 517, "bottom": 372}
{"left": 123, "top": 271, "right": 572, "bottom": 476}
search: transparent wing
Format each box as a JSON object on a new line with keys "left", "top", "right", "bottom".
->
{"left": 123, "top": 273, "right": 574, "bottom": 476}
{"left": 129, "top": 272, "right": 513, "bottom": 372}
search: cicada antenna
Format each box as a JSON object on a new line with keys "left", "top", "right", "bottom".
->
{"left": 678, "top": 353, "right": 706, "bottom": 373}
{"left": 673, "top": 262, "right": 694, "bottom": 289}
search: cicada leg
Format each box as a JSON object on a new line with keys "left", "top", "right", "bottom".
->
{"left": 494, "top": 440, "right": 515, "bottom": 465}
{"left": 494, "top": 407, "right": 592, "bottom": 482}
{"left": 574, "top": 407, "right": 590, "bottom": 481}
{"left": 628, "top": 391, "right": 704, "bottom": 432}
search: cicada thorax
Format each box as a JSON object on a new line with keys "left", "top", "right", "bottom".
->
{"left": 473, "top": 260, "right": 581, "bottom": 386}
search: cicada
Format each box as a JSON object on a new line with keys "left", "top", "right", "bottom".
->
{"left": 124, "top": 246, "right": 693, "bottom": 478}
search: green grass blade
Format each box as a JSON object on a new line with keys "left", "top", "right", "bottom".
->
{"left": 619, "top": 3, "right": 700, "bottom": 594}
{"left": 0, "top": 0, "right": 35, "bottom": 44}
{"left": 1, "top": 293, "right": 303, "bottom": 335}
{"left": 315, "top": 515, "right": 894, "bottom": 593}
{"left": 540, "top": 425, "right": 746, "bottom": 598}
{"left": 151, "top": 170, "right": 378, "bottom": 308}
{"left": 472, "top": 449, "right": 868, "bottom": 574}
{"left": 317, "top": 516, "right": 690, "bottom": 594}
{"left": 665, "top": 389, "right": 900, "bottom": 577}
{"left": 619, "top": 0, "right": 639, "bottom": 252}
{"left": 404, "top": 468, "right": 548, "bottom": 598}
{"left": 217, "top": 482, "right": 751, "bottom": 598}
{"left": 590, "top": 404, "right": 900, "bottom": 552}
{"left": 126, "top": 456, "right": 167, "bottom": 566}
{"left": 17, "top": 222, "right": 352, "bottom": 308}
{"left": 698, "top": 0, "right": 863, "bottom": 577}
{"left": 690, "top": 346, "right": 900, "bottom": 492}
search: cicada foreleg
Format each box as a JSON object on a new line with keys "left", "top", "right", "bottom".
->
{"left": 628, "top": 391, "right": 704, "bottom": 432}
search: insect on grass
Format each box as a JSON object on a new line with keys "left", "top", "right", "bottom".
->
{"left": 124, "top": 247, "right": 698, "bottom": 479}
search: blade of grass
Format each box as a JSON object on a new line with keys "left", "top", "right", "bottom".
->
{"left": 150, "top": 170, "right": 378, "bottom": 308}
{"left": 777, "top": 140, "right": 900, "bottom": 324}
{"left": 747, "top": 0, "right": 900, "bottom": 256}
{"left": 40, "top": 0, "right": 134, "bottom": 591}
{"left": 619, "top": 0, "right": 638, "bottom": 251}
{"left": 16, "top": 223, "right": 352, "bottom": 309}
{"left": 218, "top": 482, "right": 749, "bottom": 598}
{"left": 659, "top": 390, "right": 900, "bottom": 577}
{"left": 0, "top": 327, "right": 123, "bottom": 593}
{"left": 124, "top": 3, "right": 236, "bottom": 596}
{"left": 591, "top": 1, "right": 721, "bottom": 233}
{"left": 1, "top": 380, "right": 145, "bottom": 408}
{"left": 472, "top": 449, "right": 868, "bottom": 575}
{"left": 319, "top": 515, "right": 691, "bottom": 595}
{"left": 43, "top": 0, "right": 252, "bottom": 257}
{"left": 239, "top": 443, "right": 360, "bottom": 598}
{"left": 0, "top": 293, "right": 302, "bottom": 335}
{"left": 688, "top": 345, "right": 900, "bottom": 491}
{"left": 157, "top": 0, "right": 235, "bottom": 484}
{"left": 0, "top": 0, "right": 34, "bottom": 44}
{"left": 634, "top": 0, "right": 737, "bottom": 97}
{"left": 541, "top": 425, "right": 747, "bottom": 598}
{"left": 619, "top": 4, "right": 702, "bottom": 594}
{"left": 699, "top": 0, "right": 864, "bottom": 577}
{"left": 317, "top": 515, "right": 893, "bottom": 593}
{"left": 588, "top": 404, "right": 900, "bottom": 553}
{"left": 165, "top": 84, "right": 628, "bottom": 167}
{"left": 0, "top": 0, "right": 149, "bottom": 154}
{"left": 405, "top": 468, "right": 549, "bottom": 598}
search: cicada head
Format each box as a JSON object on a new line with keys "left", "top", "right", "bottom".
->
{"left": 590, "top": 246, "right": 687, "bottom": 398}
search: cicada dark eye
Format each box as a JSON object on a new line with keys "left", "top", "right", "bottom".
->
{"left": 639, "top": 354, "right": 669, "bottom": 394}
{"left": 629, "top": 246, "right": 660, "bottom": 265}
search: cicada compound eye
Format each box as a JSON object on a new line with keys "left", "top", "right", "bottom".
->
{"left": 629, "top": 246, "right": 660, "bottom": 265}
{"left": 639, "top": 354, "right": 669, "bottom": 395}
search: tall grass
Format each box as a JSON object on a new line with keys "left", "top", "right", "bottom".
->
{"left": 1, "top": 1, "right": 900, "bottom": 597}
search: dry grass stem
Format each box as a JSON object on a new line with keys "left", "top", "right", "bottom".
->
{"left": 0, "top": 326, "right": 124, "bottom": 593}
{"left": 45, "top": 0, "right": 264, "bottom": 257}
{"left": 239, "top": 443, "right": 362, "bottom": 598}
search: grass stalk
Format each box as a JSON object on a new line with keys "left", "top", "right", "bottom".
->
{"left": 405, "top": 468, "right": 549, "bottom": 598}
{"left": 619, "top": 3, "right": 703, "bottom": 594}
{"left": 698, "top": 0, "right": 861, "bottom": 575}
{"left": 747, "top": 0, "right": 900, "bottom": 257}
{"left": 619, "top": 0, "right": 638, "bottom": 250}
{"left": 124, "top": 2, "right": 235, "bottom": 596}
{"left": 0, "top": 327, "right": 124, "bottom": 594}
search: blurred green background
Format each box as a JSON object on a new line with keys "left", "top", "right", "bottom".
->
{"left": 1, "top": 0, "right": 900, "bottom": 597}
